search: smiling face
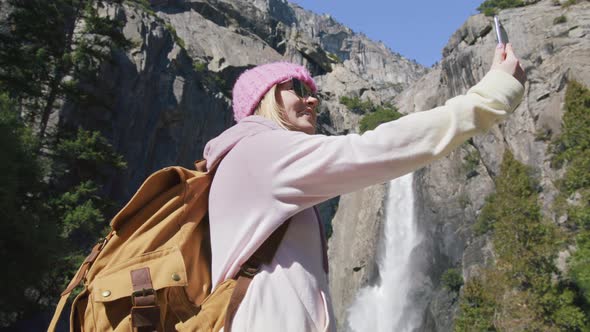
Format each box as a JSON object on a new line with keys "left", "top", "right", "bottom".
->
{"left": 276, "top": 79, "right": 320, "bottom": 135}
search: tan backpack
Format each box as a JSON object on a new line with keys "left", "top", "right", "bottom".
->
{"left": 47, "top": 160, "right": 289, "bottom": 332}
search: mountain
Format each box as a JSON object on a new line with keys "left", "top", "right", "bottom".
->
{"left": 58, "top": 0, "right": 427, "bottom": 203}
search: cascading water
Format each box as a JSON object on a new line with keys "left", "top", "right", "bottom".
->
{"left": 347, "top": 173, "right": 422, "bottom": 332}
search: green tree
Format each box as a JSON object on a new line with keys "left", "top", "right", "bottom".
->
{"left": 551, "top": 81, "right": 590, "bottom": 314}
{"left": 0, "top": 0, "right": 130, "bottom": 326}
{"left": 551, "top": 81, "right": 590, "bottom": 192}
{"left": 1, "top": 0, "right": 130, "bottom": 142}
{"left": 0, "top": 94, "right": 57, "bottom": 319}
{"left": 456, "top": 151, "right": 587, "bottom": 331}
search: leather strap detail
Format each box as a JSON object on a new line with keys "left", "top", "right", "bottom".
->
{"left": 194, "top": 159, "right": 207, "bottom": 172}
{"left": 49, "top": 233, "right": 114, "bottom": 331}
{"left": 131, "top": 268, "right": 155, "bottom": 295}
{"left": 61, "top": 232, "right": 114, "bottom": 296}
{"left": 223, "top": 275, "right": 252, "bottom": 332}
{"left": 130, "top": 267, "right": 160, "bottom": 331}
{"left": 131, "top": 306, "right": 160, "bottom": 331}
{"left": 224, "top": 220, "right": 291, "bottom": 332}
{"left": 47, "top": 291, "right": 69, "bottom": 332}
{"left": 195, "top": 153, "right": 228, "bottom": 174}
{"left": 246, "top": 221, "right": 289, "bottom": 268}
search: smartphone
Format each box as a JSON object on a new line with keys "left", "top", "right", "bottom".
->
{"left": 494, "top": 16, "right": 509, "bottom": 45}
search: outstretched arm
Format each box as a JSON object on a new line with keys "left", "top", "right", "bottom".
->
{"left": 247, "top": 44, "right": 526, "bottom": 209}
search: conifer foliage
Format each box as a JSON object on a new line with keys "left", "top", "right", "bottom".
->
{"left": 456, "top": 81, "right": 590, "bottom": 331}
{"left": 0, "top": 0, "right": 129, "bottom": 327}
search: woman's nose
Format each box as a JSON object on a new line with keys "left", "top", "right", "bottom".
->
{"left": 306, "top": 96, "right": 320, "bottom": 109}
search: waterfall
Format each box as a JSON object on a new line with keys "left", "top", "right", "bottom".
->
{"left": 347, "top": 173, "right": 422, "bottom": 332}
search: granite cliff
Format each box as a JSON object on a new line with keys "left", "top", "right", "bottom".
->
{"left": 60, "top": 0, "right": 426, "bottom": 202}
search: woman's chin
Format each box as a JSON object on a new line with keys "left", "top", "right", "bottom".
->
{"left": 288, "top": 116, "right": 317, "bottom": 134}
{"left": 293, "top": 122, "right": 316, "bottom": 134}
{"left": 301, "top": 124, "right": 317, "bottom": 135}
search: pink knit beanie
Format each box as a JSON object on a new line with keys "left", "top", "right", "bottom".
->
{"left": 231, "top": 62, "right": 317, "bottom": 122}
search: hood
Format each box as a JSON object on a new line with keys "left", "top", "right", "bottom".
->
{"left": 204, "top": 115, "right": 283, "bottom": 170}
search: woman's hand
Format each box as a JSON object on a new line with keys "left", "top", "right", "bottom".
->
{"left": 491, "top": 43, "right": 526, "bottom": 86}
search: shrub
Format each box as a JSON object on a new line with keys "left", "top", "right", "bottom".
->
{"left": 339, "top": 96, "right": 403, "bottom": 133}
{"left": 550, "top": 80, "right": 590, "bottom": 174}
{"left": 553, "top": 81, "right": 590, "bottom": 310}
{"left": 339, "top": 96, "right": 374, "bottom": 114}
{"left": 193, "top": 61, "right": 207, "bottom": 73}
{"left": 474, "top": 194, "right": 497, "bottom": 235}
{"left": 165, "top": 24, "right": 185, "bottom": 49}
{"left": 327, "top": 52, "right": 342, "bottom": 63}
{"left": 554, "top": 15, "right": 568, "bottom": 24}
{"left": 535, "top": 128, "right": 553, "bottom": 141}
{"left": 454, "top": 276, "right": 497, "bottom": 331}
{"left": 477, "top": 0, "right": 527, "bottom": 16}
{"left": 569, "top": 231, "right": 590, "bottom": 304}
{"left": 441, "top": 268, "right": 464, "bottom": 292}
{"left": 562, "top": 0, "right": 583, "bottom": 7}
{"left": 463, "top": 147, "right": 480, "bottom": 178}
{"left": 359, "top": 105, "right": 403, "bottom": 133}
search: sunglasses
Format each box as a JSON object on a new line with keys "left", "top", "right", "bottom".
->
{"left": 281, "top": 78, "right": 318, "bottom": 100}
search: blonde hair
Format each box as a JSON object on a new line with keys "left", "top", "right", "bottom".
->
{"left": 254, "top": 85, "right": 296, "bottom": 131}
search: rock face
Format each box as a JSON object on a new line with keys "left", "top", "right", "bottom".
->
{"left": 327, "top": 183, "right": 387, "bottom": 330}
{"left": 162, "top": 0, "right": 427, "bottom": 135}
{"left": 61, "top": 2, "right": 234, "bottom": 202}
{"left": 61, "top": 0, "right": 426, "bottom": 201}
{"left": 56, "top": 0, "right": 590, "bottom": 331}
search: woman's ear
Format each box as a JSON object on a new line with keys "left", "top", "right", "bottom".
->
{"left": 274, "top": 85, "right": 283, "bottom": 107}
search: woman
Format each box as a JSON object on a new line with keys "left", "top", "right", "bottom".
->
{"left": 203, "top": 44, "right": 526, "bottom": 331}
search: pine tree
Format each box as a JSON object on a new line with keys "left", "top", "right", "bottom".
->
{"left": 0, "top": 0, "right": 130, "bottom": 326}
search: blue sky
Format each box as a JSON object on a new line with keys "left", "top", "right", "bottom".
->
{"left": 289, "top": 0, "right": 483, "bottom": 67}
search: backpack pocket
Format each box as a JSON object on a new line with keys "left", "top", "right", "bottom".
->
{"left": 87, "top": 246, "right": 194, "bottom": 331}
{"left": 174, "top": 279, "right": 236, "bottom": 332}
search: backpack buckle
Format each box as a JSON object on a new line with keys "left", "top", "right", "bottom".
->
{"left": 131, "top": 288, "right": 157, "bottom": 306}
{"left": 239, "top": 265, "right": 260, "bottom": 278}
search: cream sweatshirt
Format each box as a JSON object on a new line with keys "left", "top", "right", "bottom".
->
{"left": 203, "top": 69, "right": 524, "bottom": 331}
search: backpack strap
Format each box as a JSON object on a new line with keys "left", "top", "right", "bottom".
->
{"left": 313, "top": 206, "right": 329, "bottom": 274}
{"left": 47, "top": 232, "right": 114, "bottom": 332}
{"left": 224, "top": 219, "right": 291, "bottom": 332}
{"left": 130, "top": 267, "right": 161, "bottom": 332}
{"left": 195, "top": 156, "right": 224, "bottom": 174}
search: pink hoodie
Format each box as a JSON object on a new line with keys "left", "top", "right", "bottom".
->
{"left": 203, "top": 70, "right": 524, "bottom": 331}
